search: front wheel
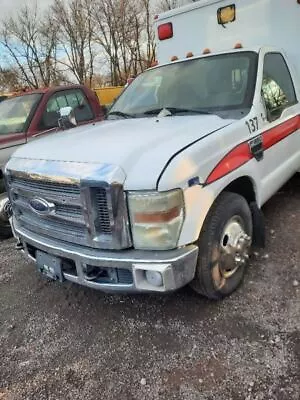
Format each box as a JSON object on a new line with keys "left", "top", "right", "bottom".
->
{"left": 0, "top": 193, "right": 12, "bottom": 239}
{"left": 190, "top": 192, "right": 253, "bottom": 300}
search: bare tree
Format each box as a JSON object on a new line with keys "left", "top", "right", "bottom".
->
{"left": 157, "top": 0, "right": 186, "bottom": 11}
{"left": 52, "top": 0, "right": 96, "bottom": 86}
{"left": 0, "top": 0, "right": 160, "bottom": 89}
{"left": 93, "top": 0, "right": 156, "bottom": 85}
{"left": 93, "top": 0, "right": 125, "bottom": 85}
{"left": 0, "top": 67, "right": 20, "bottom": 92}
{"left": 0, "top": 5, "right": 60, "bottom": 88}
{"left": 141, "top": 0, "right": 156, "bottom": 68}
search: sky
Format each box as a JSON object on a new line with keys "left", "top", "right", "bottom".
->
{"left": 0, "top": 0, "right": 53, "bottom": 17}
{"left": 0, "top": 0, "right": 55, "bottom": 66}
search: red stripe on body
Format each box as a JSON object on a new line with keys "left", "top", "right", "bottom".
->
{"left": 206, "top": 116, "right": 300, "bottom": 185}
{"left": 206, "top": 142, "right": 252, "bottom": 184}
{"left": 262, "top": 115, "right": 300, "bottom": 150}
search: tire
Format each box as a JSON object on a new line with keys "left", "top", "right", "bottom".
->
{"left": 0, "top": 193, "right": 12, "bottom": 240}
{"left": 190, "top": 192, "right": 253, "bottom": 300}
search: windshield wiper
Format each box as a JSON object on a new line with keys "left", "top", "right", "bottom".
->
{"left": 142, "top": 107, "right": 213, "bottom": 116}
{"left": 107, "top": 110, "right": 135, "bottom": 119}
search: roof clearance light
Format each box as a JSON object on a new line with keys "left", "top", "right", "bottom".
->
{"left": 151, "top": 60, "right": 158, "bottom": 67}
{"left": 186, "top": 52, "right": 194, "bottom": 58}
{"left": 217, "top": 4, "right": 236, "bottom": 25}
{"left": 171, "top": 56, "right": 178, "bottom": 62}
{"left": 234, "top": 43, "right": 243, "bottom": 49}
{"left": 203, "top": 48, "right": 211, "bottom": 55}
{"left": 158, "top": 23, "right": 173, "bottom": 41}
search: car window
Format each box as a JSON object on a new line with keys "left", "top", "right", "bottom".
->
{"left": 262, "top": 53, "right": 297, "bottom": 121}
{"left": 40, "top": 89, "right": 94, "bottom": 130}
{"left": 110, "top": 52, "right": 258, "bottom": 119}
{"left": 0, "top": 94, "right": 42, "bottom": 135}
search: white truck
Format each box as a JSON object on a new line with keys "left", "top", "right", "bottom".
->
{"left": 4, "top": 0, "right": 300, "bottom": 299}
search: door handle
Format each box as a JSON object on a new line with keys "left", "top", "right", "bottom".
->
{"left": 249, "top": 135, "right": 264, "bottom": 161}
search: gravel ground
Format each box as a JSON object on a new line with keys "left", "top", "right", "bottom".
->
{"left": 0, "top": 175, "right": 299, "bottom": 400}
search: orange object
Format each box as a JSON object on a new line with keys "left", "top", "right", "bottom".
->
{"left": 234, "top": 43, "right": 243, "bottom": 49}
{"left": 134, "top": 207, "right": 181, "bottom": 224}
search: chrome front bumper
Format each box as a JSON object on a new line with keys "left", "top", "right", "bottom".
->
{"left": 13, "top": 219, "right": 198, "bottom": 293}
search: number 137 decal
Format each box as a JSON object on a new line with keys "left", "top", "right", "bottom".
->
{"left": 245, "top": 117, "right": 258, "bottom": 134}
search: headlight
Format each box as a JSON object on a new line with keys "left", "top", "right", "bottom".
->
{"left": 128, "top": 189, "right": 185, "bottom": 250}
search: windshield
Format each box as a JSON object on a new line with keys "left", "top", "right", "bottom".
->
{"left": 0, "top": 93, "right": 42, "bottom": 135}
{"left": 109, "top": 52, "right": 258, "bottom": 119}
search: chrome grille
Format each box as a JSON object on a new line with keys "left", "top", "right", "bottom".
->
{"left": 8, "top": 174, "right": 132, "bottom": 250}
{"left": 9, "top": 176, "right": 89, "bottom": 246}
{"left": 11, "top": 177, "right": 80, "bottom": 195}
{"left": 21, "top": 212, "right": 86, "bottom": 239}
{"left": 95, "top": 188, "right": 112, "bottom": 234}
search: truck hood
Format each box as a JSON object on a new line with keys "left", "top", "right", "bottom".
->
{"left": 11, "top": 115, "right": 233, "bottom": 189}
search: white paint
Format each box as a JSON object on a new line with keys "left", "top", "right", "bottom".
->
{"left": 11, "top": 114, "right": 233, "bottom": 190}
{"left": 0, "top": 140, "right": 25, "bottom": 171}
{"left": 155, "top": 0, "right": 300, "bottom": 82}
{"left": 6, "top": 0, "right": 300, "bottom": 249}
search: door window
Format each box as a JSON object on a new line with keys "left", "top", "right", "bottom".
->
{"left": 262, "top": 53, "right": 297, "bottom": 121}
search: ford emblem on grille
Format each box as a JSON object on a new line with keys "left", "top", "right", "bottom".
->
{"left": 29, "top": 197, "right": 55, "bottom": 216}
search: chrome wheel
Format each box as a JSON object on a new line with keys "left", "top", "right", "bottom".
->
{"left": 212, "top": 216, "right": 251, "bottom": 290}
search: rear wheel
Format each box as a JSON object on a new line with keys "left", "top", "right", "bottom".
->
{"left": 0, "top": 193, "right": 12, "bottom": 239}
{"left": 190, "top": 192, "right": 253, "bottom": 300}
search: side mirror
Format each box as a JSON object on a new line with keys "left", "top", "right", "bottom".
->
{"left": 58, "top": 106, "right": 77, "bottom": 130}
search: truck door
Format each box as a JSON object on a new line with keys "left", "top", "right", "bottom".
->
{"left": 259, "top": 52, "right": 299, "bottom": 203}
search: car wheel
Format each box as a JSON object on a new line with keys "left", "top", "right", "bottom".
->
{"left": 190, "top": 192, "right": 253, "bottom": 300}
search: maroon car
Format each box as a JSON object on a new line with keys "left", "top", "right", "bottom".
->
{"left": 0, "top": 85, "right": 104, "bottom": 238}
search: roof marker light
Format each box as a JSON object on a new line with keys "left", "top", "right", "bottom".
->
{"left": 202, "top": 48, "right": 211, "bottom": 55}
{"left": 234, "top": 43, "right": 243, "bottom": 49}
{"left": 186, "top": 52, "right": 194, "bottom": 58}
{"left": 151, "top": 60, "right": 158, "bottom": 67}
{"left": 171, "top": 56, "right": 178, "bottom": 62}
